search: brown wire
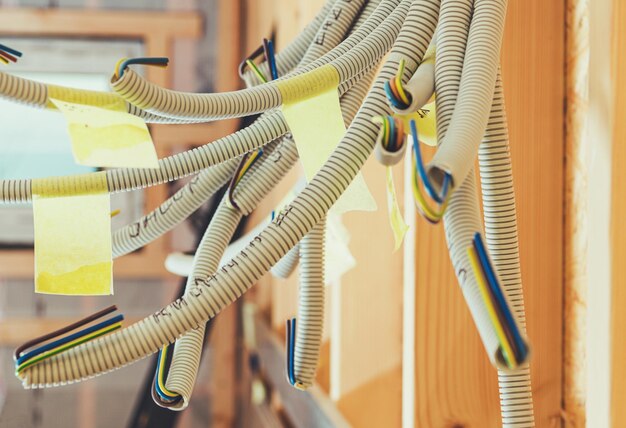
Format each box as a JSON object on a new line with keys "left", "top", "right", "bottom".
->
{"left": 14, "top": 305, "right": 118, "bottom": 360}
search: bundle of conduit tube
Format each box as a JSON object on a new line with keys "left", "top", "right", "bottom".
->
{"left": 0, "top": 0, "right": 535, "bottom": 426}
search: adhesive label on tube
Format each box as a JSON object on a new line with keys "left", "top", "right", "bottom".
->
{"left": 386, "top": 167, "right": 408, "bottom": 251}
{"left": 50, "top": 97, "right": 159, "bottom": 169}
{"left": 278, "top": 65, "right": 376, "bottom": 213}
{"left": 32, "top": 173, "right": 113, "bottom": 295}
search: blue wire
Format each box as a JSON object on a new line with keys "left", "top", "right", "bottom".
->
{"left": 153, "top": 349, "right": 182, "bottom": 403}
{"left": 118, "top": 57, "right": 169, "bottom": 78}
{"left": 286, "top": 318, "right": 296, "bottom": 386}
{"left": 0, "top": 44, "right": 22, "bottom": 57}
{"left": 473, "top": 233, "right": 527, "bottom": 362}
{"left": 387, "top": 116, "right": 397, "bottom": 152}
{"left": 267, "top": 39, "right": 279, "bottom": 80}
{"left": 410, "top": 120, "right": 450, "bottom": 204}
{"left": 384, "top": 81, "right": 408, "bottom": 110}
{"left": 16, "top": 314, "right": 124, "bottom": 366}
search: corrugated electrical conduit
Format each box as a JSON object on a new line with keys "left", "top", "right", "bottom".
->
{"left": 0, "top": 0, "right": 408, "bottom": 203}
{"left": 289, "top": 0, "right": 380, "bottom": 390}
{"left": 0, "top": 1, "right": 335, "bottom": 123}
{"left": 109, "top": 0, "right": 404, "bottom": 121}
{"left": 434, "top": 0, "right": 534, "bottom": 425}
{"left": 435, "top": 0, "right": 500, "bottom": 365}
{"left": 479, "top": 75, "right": 535, "bottom": 427}
{"left": 162, "top": 1, "right": 377, "bottom": 402}
{"left": 427, "top": 0, "right": 508, "bottom": 193}
{"left": 15, "top": 0, "right": 440, "bottom": 388}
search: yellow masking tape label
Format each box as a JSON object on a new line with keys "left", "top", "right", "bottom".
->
{"left": 386, "top": 167, "right": 408, "bottom": 251}
{"left": 421, "top": 45, "right": 436, "bottom": 66}
{"left": 50, "top": 98, "right": 159, "bottom": 169}
{"left": 279, "top": 65, "right": 376, "bottom": 213}
{"left": 397, "top": 101, "right": 437, "bottom": 147}
{"left": 32, "top": 172, "right": 113, "bottom": 296}
{"left": 47, "top": 85, "right": 124, "bottom": 109}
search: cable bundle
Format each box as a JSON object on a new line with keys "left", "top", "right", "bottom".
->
{"left": 0, "top": 44, "right": 22, "bottom": 65}
{"left": 0, "top": 0, "right": 536, "bottom": 425}
{"left": 14, "top": 306, "right": 123, "bottom": 376}
{"left": 467, "top": 233, "right": 528, "bottom": 369}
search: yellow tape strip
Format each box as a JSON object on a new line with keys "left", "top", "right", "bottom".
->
{"left": 276, "top": 64, "right": 341, "bottom": 104}
{"left": 32, "top": 171, "right": 113, "bottom": 296}
{"left": 278, "top": 65, "right": 376, "bottom": 214}
{"left": 47, "top": 85, "right": 124, "bottom": 109}
{"left": 50, "top": 98, "right": 158, "bottom": 169}
{"left": 386, "top": 167, "right": 408, "bottom": 251}
{"left": 421, "top": 45, "right": 436, "bottom": 66}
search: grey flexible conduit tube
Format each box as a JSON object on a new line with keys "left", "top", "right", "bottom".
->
{"left": 271, "top": 245, "right": 300, "bottom": 278}
{"left": 111, "top": 159, "right": 239, "bottom": 258}
{"left": 16, "top": 0, "right": 439, "bottom": 388}
{"left": 479, "top": 75, "right": 535, "bottom": 426}
{"left": 161, "top": 0, "right": 367, "bottom": 396}
{"left": 0, "top": 0, "right": 406, "bottom": 203}
{"left": 163, "top": 197, "right": 242, "bottom": 410}
{"left": 427, "top": 0, "right": 508, "bottom": 192}
{"left": 0, "top": 71, "right": 211, "bottom": 124}
{"left": 435, "top": 0, "right": 534, "bottom": 425}
{"left": 436, "top": 0, "right": 499, "bottom": 365}
{"left": 289, "top": 0, "right": 376, "bottom": 390}
{"left": 109, "top": 0, "right": 403, "bottom": 121}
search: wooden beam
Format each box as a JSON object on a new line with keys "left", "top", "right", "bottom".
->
{"left": 0, "top": 8, "right": 201, "bottom": 39}
{"left": 610, "top": 0, "right": 626, "bottom": 425}
{"left": 410, "top": 0, "right": 566, "bottom": 426}
{"left": 564, "top": 0, "right": 589, "bottom": 425}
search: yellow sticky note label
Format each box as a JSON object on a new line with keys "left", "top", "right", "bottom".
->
{"left": 33, "top": 173, "right": 113, "bottom": 295}
{"left": 50, "top": 98, "right": 158, "bottom": 169}
{"left": 278, "top": 65, "right": 376, "bottom": 213}
{"left": 47, "top": 85, "right": 124, "bottom": 109}
{"left": 386, "top": 167, "right": 408, "bottom": 251}
{"left": 397, "top": 101, "right": 437, "bottom": 147}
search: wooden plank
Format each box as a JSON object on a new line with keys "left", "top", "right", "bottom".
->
{"left": 0, "top": 8, "right": 201, "bottom": 38}
{"left": 610, "top": 0, "right": 626, "bottom": 425}
{"left": 216, "top": 0, "right": 242, "bottom": 93}
{"left": 564, "top": 0, "right": 589, "bottom": 425}
{"left": 411, "top": 0, "right": 565, "bottom": 426}
{"left": 501, "top": 0, "right": 565, "bottom": 425}
{"left": 333, "top": 157, "right": 404, "bottom": 426}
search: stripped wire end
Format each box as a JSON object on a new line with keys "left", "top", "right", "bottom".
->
{"left": 14, "top": 306, "right": 124, "bottom": 375}
{"left": 285, "top": 318, "right": 297, "bottom": 387}
{"left": 410, "top": 119, "right": 452, "bottom": 224}
{"left": 262, "top": 38, "right": 279, "bottom": 81}
{"left": 384, "top": 58, "right": 412, "bottom": 110}
{"left": 0, "top": 44, "right": 23, "bottom": 65}
{"left": 228, "top": 148, "right": 264, "bottom": 210}
{"left": 152, "top": 344, "right": 182, "bottom": 408}
{"left": 467, "top": 233, "right": 529, "bottom": 369}
{"left": 115, "top": 57, "right": 169, "bottom": 79}
{"left": 373, "top": 115, "right": 405, "bottom": 153}
{"left": 373, "top": 115, "right": 406, "bottom": 166}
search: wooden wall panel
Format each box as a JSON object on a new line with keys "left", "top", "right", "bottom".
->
{"left": 411, "top": 0, "right": 565, "bottom": 426}
{"left": 610, "top": 0, "right": 626, "bottom": 425}
{"left": 243, "top": 1, "right": 565, "bottom": 427}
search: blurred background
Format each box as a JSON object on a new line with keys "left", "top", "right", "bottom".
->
{"left": 0, "top": 0, "right": 623, "bottom": 427}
